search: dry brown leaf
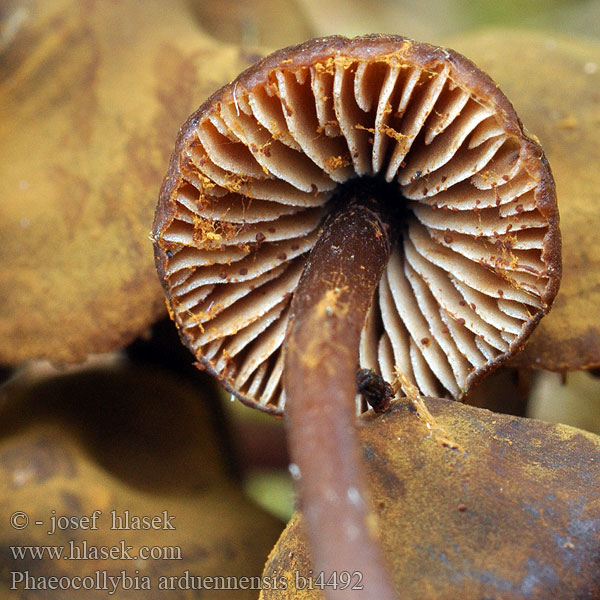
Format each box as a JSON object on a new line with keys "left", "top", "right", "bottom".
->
{"left": 261, "top": 398, "right": 600, "bottom": 599}
{"left": 295, "top": 0, "right": 464, "bottom": 42}
{"left": 0, "top": 362, "right": 283, "bottom": 598}
{"left": 0, "top": 0, "right": 264, "bottom": 364}
{"left": 189, "top": 0, "right": 314, "bottom": 48}
{"left": 296, "top": 0, "right": 600, "bottom": 44}
{"left": 444, "top": 30, "right": 600, "bottom": 370}
{"left": 528, "top": 370, "right": 600, "bottom": 433}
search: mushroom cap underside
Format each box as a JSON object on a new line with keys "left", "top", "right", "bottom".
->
{"left": 446, "top": 30, "right": 600, "bottom": 371}
{"left": 153, "top": 34, "right": 560, "bottom": 415}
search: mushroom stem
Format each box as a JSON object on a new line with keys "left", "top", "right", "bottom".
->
{"left": 284, "top": 199, "right": 396, "bottom": 599}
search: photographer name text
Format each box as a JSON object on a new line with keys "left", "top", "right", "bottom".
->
{"left": 11, "top": 510, "right": 176, "bottom": 535}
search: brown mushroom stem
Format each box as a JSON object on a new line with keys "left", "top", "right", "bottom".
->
{"left": 284, "top": 199, "right": 396, "bottom": 599}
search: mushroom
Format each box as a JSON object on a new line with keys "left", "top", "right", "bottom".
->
{"left": 153, "top": 35, "right": 560, "bottom": 597}
{"left": 0, "top": 0, "right": 264, "bottom": 364}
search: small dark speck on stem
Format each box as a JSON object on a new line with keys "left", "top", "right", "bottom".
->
{"left": 357, "top": 368, "right": 394, "bottom": 414}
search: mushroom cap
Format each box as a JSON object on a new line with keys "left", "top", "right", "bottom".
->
{"left": 153, "top": 34, "right": 560, "bottom": 415}
{"left": 261, "top": 399, "right": 600, "bottom": 599}
{"left": 0, "top": 0, "right": 261, "bottom": 364}
{"left": 446, "top": 30, "right": 600, "bottom": 371}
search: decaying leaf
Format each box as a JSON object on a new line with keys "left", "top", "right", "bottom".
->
{"left": 0, "top": 0, "right": 263, "bottom": 364}
{"left": 262, "top": 399, "right": 600, "bottom": 599}
{"left": 0, "top": 362, "right": 283, "bottom": 598}
{"left": 445, "top": 31, "right": 600, "bottom": 370}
